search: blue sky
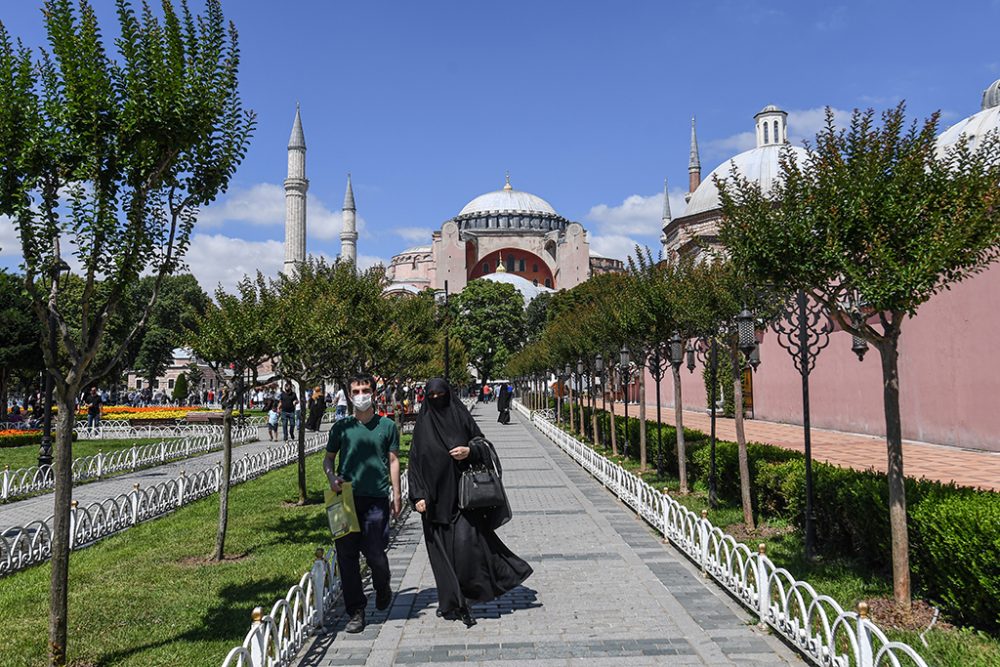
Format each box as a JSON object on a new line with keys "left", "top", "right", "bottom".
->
{"left": 2, "top": 0, "right": 999, "bottom": 290}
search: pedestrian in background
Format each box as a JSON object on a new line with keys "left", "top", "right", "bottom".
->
{"left": 279, "top": 381, "right": 297, "bottom": 441}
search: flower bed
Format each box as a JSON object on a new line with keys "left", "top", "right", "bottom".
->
{"left": 0, "top": 429, "right": 43, "bottom": 448}
{"left": 76, "top": 406, "right": 214, "bottom": 421}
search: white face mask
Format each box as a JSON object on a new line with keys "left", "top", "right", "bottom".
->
{"left": 352, "top": 392, "right": 373, "bottom": 412}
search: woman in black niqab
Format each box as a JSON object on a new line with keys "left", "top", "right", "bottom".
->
{"left": 408, "top": 378, "right": 532, "bottom": 626}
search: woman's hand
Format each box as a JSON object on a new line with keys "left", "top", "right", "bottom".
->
{"left": 449, "top": 445, "right": 470, "bottom": 461}
{"left": 415, "top": 499, "right": 427, "bottom": 513}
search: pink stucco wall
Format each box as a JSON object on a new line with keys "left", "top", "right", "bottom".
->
{"left": 643, "top": 263, "right": 1000, "bottom": 452}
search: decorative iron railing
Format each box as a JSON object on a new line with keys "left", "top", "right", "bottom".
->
{"left": 218, "top": 398, "right": 476, "bottom": 667}
{"left": 0, "top": 430, "right": 326, "bottom": 577}
{"left": 74, "top": 418, "right": 266, "bottom": 438}
{"left": 513, "top": 400, "right": 929, "bottom": 667}
{"left": 1, "top": 425, "right": 259, "bottom": 502}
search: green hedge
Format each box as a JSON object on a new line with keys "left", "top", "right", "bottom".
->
{"left": 554, "top": 400, "right": 1000, "bottom": 634}
{"left": 0, "top": 431, "right": 79, "bottom": 449}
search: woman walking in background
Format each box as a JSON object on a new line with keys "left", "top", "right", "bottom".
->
{"left": 408, "top": 378, "right": 532, "bottom": 627}
{"left": 307, "top": 386, "right": 326, "bottom": 430}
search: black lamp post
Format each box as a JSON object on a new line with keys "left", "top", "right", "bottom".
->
{"left": 576, "top": 359, "right": 585, "bottom": 436}
{"left": 39, "top": 259, "right": 71, "bottom": 469}
{"left": 648, "top": 344, "right": 670, "bottom": 475}
{"left": 564, "top": 362, "right": 572, "bottom": 431}
{"left": 595, "top": 353, "right": 606, "bottom": 448}
{"left": 688, "top": 335, "right": 720, "bottom": 507}
{"left": 768, "top": 288, "right": 833, "bottom": 559}
{"left": 619, "top": 345, "right": 632, "bottom": 459}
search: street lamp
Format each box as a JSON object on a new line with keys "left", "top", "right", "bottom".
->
{"left": 39, "top": 259, "right": 71, "bottom": 468}
{"left": 595, "top": 353, "right": 606, "bottom": 448}
{"left": 648, "top": 343, "right": 670, "bottom": 476}
{"left": 434, "top": 280, "right": 451, "bottom": 384}
{"left": 576, "top": 359, "right": 585, "bottom": 436}
{"left": 688, "top": 336, "right": 720, "bottom": 507}
{"left": 564, "top": 362, "right": 572, "bottom": 431}
{"left": 619, "top": 345, "right": 632, "bottom": 459}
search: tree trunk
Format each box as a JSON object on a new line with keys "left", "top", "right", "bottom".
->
{"left": 568, "top": 380, "right": 575, "bottom": 433}
{"left": 297, "top": 385, "right": 308, "bottom": 504}
{"left": 672, "top": 364, "right": 688, "bottom": 494}
{"left": 591, "top": 389, "right": 599, "bottom": 449}
{"left": 214, "top": 405, "right": 234, "bottom": 561}
{"left": 578, "top": 384, "right": 585, "bottom": 438}
{"left": 730, "top": 345, "right": 754, "bottom": 530}
{"left": 638, "top": 369, "right": 647, "bottom": 471}
{"left": 48, "top": 391, "right": 77, "bottom": 666}
{"left": 879, "top": 338, "right": 911, "bottom": 614}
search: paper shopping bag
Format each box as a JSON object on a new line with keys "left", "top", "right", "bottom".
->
{"left": 324, "top": 482, "right": 360, "bottom": 540}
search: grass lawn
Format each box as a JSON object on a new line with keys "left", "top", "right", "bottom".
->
{"left": 0, "top": 431, "right": 412, "bottom": 666}
{"left": 554, "top": 421, "right": 1000, "bottom": 667}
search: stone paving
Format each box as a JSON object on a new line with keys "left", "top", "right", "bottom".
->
{"left": 609, "top": 402, "right": 1000, "bottom": 491}
{"left": 0, "top": 425, "right": 282, "bottom": 531}
{"left": 294, "top": 407, "right": 802, "bottom": 666}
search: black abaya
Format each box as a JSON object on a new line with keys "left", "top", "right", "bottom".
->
{"left": 408, "top": 378, "right": 532, "bottom": 619}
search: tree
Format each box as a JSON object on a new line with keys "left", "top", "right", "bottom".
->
{"left": 523, "top": 291, "right": 551, "bottom": 343}
{"left": 266, "top": 259, "right": 359, "bottom": 504}
{"left": 171, "top": 372, "right": 188, "bottom": 403}
{"left": 132, "top": 274, "right": 210, "bottom": 389}
{"left": 188, "top": 278, "right": 272, "bottom": 560}
{"left": 0, "top": 270, "right": 42, "bottom": 420}
{"left": 717, "top": 105, "right": 1000, "bottom": 612}
{"left": 451, "top": 279, "right": 525, "bottom": 386}
{"left": 0, "top": 3, "right": 254, "bottom": 662}
{"left": 186, "top": 361, "right": 204, "bottom": 395}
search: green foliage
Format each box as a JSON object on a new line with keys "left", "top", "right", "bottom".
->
{"left": 185, "top": 362, "right": 203, "bottom": 392}
{"left": 131, "top": 275, "right": 210, "bottom": 386}
{"left": 171, "top": 372, "right": 188, "bottom": 402}
{"left": 451, "top": 279, "right": 525, "bottom": 381}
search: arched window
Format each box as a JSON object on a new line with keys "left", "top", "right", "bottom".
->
{"left": 774, "top": 120, "right": 780, "bottom": 143}
{"left": 763, "top": 122, "right": 769, "bottom": 144}
{"left": 518, "top": 259, "right": 526, "bottom": 272}
{"left": 506, "top": 256, "right": 515, "bottom": 272}
{"left": 533, "top": 279, "right": 538, "bottom": 287}
{"left": 544, "top": 278, "right": 552, "bottom": 288}
{"left": 532, "top": 263, "right": 538, "bottom": 273}
{"left": 482, "top": 261, "right": 490, "bottom": 273}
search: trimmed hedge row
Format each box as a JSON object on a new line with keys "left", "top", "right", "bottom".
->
{"left": 559, "top": 400, "right": 1000, "bottom": 634}
{"left": 0, "top": 430, "right": 79, "bottom": 449}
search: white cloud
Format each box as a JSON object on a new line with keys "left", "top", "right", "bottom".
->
{"left": 586, "top": 187, "right": 688, "bottom": 236}
{"left": 198, "top": 182, "right": 365, "bottom": 241}
{"left": 357, "top": 254, "right": 388, "bottom": 271}
{"left": 393, "top": 227, "right": 433, "bottom": 244}
{"left": 588, "top": 234, "right": 657, "bottom": 263}
{"left": 0, "top": 215, "right": 21, "bottom": 258}
{"left": 705, "top": 107, "right": 852, "bottom": 160}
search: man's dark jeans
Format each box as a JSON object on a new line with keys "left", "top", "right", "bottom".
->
{"left": 281, "top": 411, "right": 295, "bottom": 440}
{"left": 335, "top": 495, "right": 391, "bottom": 615}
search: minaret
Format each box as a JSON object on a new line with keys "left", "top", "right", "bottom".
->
{"left": 284, "top": 105, "right": 308, "bottom": 274}
{"left": 340, "top": 173, "right": 358, "bottom": 265}
{"left": 660, "top": 177, "right": 672, "bottom": 250}
{"left": 687, "top": 116, "right": 701, "bottom": 202}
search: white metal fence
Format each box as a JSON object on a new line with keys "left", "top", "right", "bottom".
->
{"left": 0, "top": 430, "right": 326, "bottom": 577}
{"left": 513, "top": 400, "right": 929, "bottom": 667}
{"left": 74, "top": 418, "right": 266, "bottom": 438}
{"left": 1, "top": 425, "right": 259, "bottom": 502}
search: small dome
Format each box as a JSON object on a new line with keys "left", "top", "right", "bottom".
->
{"left": 685, "top": 144, "right": 807, "bottom": 217}
{"left": 478, "top": 272, "right": 554, "bottom": 304}
{"left": 459, "top": 178, "right": 557, "bottom": 217}
{"left": 755, "top": 104, "right": 783, "bottom": 116}
{"left": 983, "top": 79, "right": 1000, "bottom": 111}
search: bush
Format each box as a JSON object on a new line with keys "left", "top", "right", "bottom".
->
{"left": 0, "top": 429, "right": 43, "bottom": 448}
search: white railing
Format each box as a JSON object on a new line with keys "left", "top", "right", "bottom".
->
{"left": 514, "top": 400, "right": 929, "bottom": 667}
{"left": 220, "top": 470, "right": 411, "bottom": 667}
{"left": 0, "top": 430, "right": 327, "bottom": 577}
{"left": 1, "top": 425, "right": 259, "bottom": 502}
{"left": 74, "top": 418, "right": 266, "bottom": 438}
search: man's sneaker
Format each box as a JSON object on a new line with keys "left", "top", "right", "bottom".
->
{"left": 344, "top": 610, "right": 365, "bottom": 634}
{"left": 375, "top": 584, "right": 392, "bottom": 611}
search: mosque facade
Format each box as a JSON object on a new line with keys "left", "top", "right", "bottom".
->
{"left": 651, "top": 78, "right": 1000, "bottom": 453}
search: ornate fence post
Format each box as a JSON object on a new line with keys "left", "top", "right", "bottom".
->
{"left": 2, "top": 465, "right": 10, "bottom": 501}
{"left": 178, "top": 469, "right": 187, "bottom": 507}
{"left": 699, "top": 509, "right": 710, "bottom": 576}
{"left": 661, "top": 488, "right": 671, "bottom": 542}
{"left": 131, "top": 446, "right": 138, "bottom": 471}
{"left": 857, "top": 602, "right": 874, "bottom": 667}
{"left": 248, "top": 607, "right": 266, "bottom": 667}
{"left": 185, "top": 437, "right": 191, "bottom": 458}
{"left": 96, "top": 451, "right": 104, "bottom": 479}
{"left": 160, "top": 441, "right": 166, "bottom": 464}
{"left": 756, "top": 543, "right": 769, "bottom": 628}
{"left": 131, "top": 483, "right": 140, "bottom": 524}
{"left": 311, "top": 547, "right": 327, "bottom": 630}
{"left": 69, "top": 500, "right": 78, "bottom": 549}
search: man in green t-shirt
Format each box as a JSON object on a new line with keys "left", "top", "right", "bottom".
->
{"left": 324, "top": 374, "right": 401, "bottom": 634}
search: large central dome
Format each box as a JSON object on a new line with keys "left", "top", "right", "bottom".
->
{"left": 458, "top": 176, "right": 557, "bottom": 216}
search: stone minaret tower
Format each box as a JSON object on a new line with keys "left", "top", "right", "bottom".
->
{"left": 283, "top": 105, "right": 308, "bottom": 274}
{"left": 687, "top": 116, "right": 701, "bottom": 202}
{"left": 660, "top": 177, "right": 672, "bottom": 251}
{"left": 341, "top": 173, "right": 358, "bottom": 265}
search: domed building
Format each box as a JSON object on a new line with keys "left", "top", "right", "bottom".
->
{"left": 385, "top": 176, "right": 622, "bottom": 298}
{"left": 937, "top": 78, "right": 1000, "bottom": 154}
{"left": 663, "top": 105, "right": 807, "bottom": 259}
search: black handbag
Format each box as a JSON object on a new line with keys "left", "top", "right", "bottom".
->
{"left": 458, "top": 438, "right": 505, "bottom": 509}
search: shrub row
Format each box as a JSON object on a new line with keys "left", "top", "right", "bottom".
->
{"left": 556, "top": 399, "right": 1000, "bottom": 634}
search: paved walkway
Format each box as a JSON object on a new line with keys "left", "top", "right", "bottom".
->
{"left": 603, "top": 402, "right": 1000, "bottom": 491}
{"left": 0, "top": 425, "right": 281, "bottom": 530}
{"left": 294, "top": 408, "right": 802, "bottom": 666}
